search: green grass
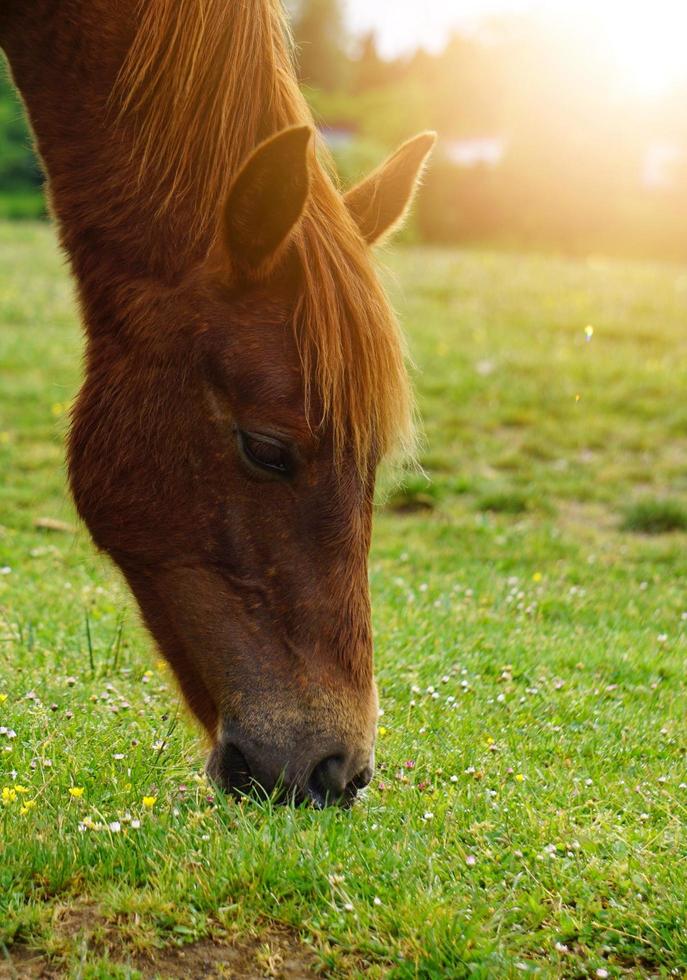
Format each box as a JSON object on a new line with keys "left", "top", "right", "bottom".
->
{"left": 621, "top": 499, "right": 687, "bottom": 535}
{"left": 1, "top": 223, "right": 687, "bottom": 977}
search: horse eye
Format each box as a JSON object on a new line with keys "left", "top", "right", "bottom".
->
{"left": 237, "top": 429, "right": 292, "bottom": 476}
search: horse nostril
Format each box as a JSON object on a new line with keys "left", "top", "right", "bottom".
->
{"left": 351, "top": 765, "right": 373, "bottom": 791}
{"left": 306, "top": 757, "right": 373, "bottom": 807}
{"left": 222, "top": 743, "right": 253, "bottom": 794}
{"left": 306, "top": 754, "right": 348, "bottom": 807}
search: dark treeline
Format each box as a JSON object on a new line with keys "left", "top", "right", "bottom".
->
{"left": 2, "top": 2, "right": 687, "bottom": 257}
{"left": 0, "top": 70, "right": 44, "bottom": 217}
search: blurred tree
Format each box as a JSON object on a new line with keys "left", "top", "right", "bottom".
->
{"left": 0, "top": 62, "right": 44, "bottom": 216}
{"left": 404, "top": 34, "right": 507, "bottom": 136}
{"left": 291, "top": 0, "right": 348, "bottom": 91}
{"left": 353, "top": 33, "right": 391, "bottom": 92}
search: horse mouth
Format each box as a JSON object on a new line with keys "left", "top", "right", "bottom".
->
{"left": 206, "top": 742, "right": 371, "bottom": 809}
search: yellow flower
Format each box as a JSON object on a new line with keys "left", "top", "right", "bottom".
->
{"left": 0, "top": 693, "right": 7, "bottom": 704}
{"left": 14, "top": 785, "right": 29, "bottom": 794}
{"left": 532, "top": 572, "right": 543, "bottom": 583}
{"left": 515, "top": 773, "right": 525, "bottom": 783}
{"left": 2, "top": 787, "right": 17, "bottom": 804}
{"left": 377, "top": 726, "right": 388, "bottom": 737}
{"left": 142, "top": 796, "right": 157, "bottom": 809}
{"left": 20, "top": 800, "right": 36, "bottom": 815}
{"left": 81, "top": 816, "right": 96, "bottom": 830}
{"left": 68, "top": 786, "right": 85, "bottom": 798}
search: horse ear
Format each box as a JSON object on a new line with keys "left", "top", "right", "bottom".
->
{"left": 223, "top": 126, "right": 313, "bottom": 274}
{"left": 345, "top": 132, "right": 437, "bottom": 245}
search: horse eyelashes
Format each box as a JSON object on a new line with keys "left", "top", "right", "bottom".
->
{"left": 237, "top": 429, "right": 292, "bottom": 476}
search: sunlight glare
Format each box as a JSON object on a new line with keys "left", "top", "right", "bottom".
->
{"left": 346, "top": 0, "right": 687, "bottom": 98}
{"left": 592, "top": 0, "right": 687, "bottom": 98}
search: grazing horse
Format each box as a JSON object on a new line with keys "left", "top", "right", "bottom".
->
{"left": 1, "top": 0, "right": 434, "bottom": 806}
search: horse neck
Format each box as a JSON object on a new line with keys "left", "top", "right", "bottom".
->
{"left": 2, "top": 0, "right": 244, "bottom": 317}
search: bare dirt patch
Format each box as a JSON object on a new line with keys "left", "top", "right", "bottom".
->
{"left": 1, "top": 904, "right": 319, "bottom": 979}
{"left": 1, "top": 945, "right": 60, "bottom": 980}
{"left": 130, "top": 932, "right": 319, "bottom": 978}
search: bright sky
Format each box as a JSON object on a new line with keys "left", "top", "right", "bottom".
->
{"left": 345, "top": 0, "right": 527, "bottom": 56}
{"left": 344, "top": 0, "right": 687, "bottom": 97}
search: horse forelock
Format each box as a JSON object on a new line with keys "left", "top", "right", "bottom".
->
{"left": 114, "top": 0, "right": 415, "bottom": 470}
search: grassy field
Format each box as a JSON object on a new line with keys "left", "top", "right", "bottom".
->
{"left": 1, "top": 221, "right": 687, "bottom": 978}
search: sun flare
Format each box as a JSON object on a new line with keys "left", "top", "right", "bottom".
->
{"left": 591, "top": 0, "right": 687, "bottom": 98}
{"left": 347, "top": 0, "right": 687, "bottom": 99}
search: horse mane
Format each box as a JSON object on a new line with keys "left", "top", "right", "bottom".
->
{"left": 115, "top": 0, "right": 415, "bottom": 469}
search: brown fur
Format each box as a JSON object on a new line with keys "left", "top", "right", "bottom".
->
{"left": 1, "top": 0, "right": 431, "bottom": 802}
{"left": 115, "top": 0, "right": 415, "bottom": 467}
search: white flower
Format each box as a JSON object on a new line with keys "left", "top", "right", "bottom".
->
{"left": 109, "top": 821, "right": 121, "bottom": 833}
{"left": 373, "top": 897, "right": 382, "bottom": 906}
{"left": 130, "top": 819, "right": 141, "bottom": 829}
{"left": 422, "top": 811, "right": 434, "bottom": 821}
{"left": 465, "top": 854, "right": 476, "bottom": 866}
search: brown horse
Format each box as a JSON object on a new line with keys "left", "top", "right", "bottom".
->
{"left": 1, "top": 0, "right": 434, "bottom": 806}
